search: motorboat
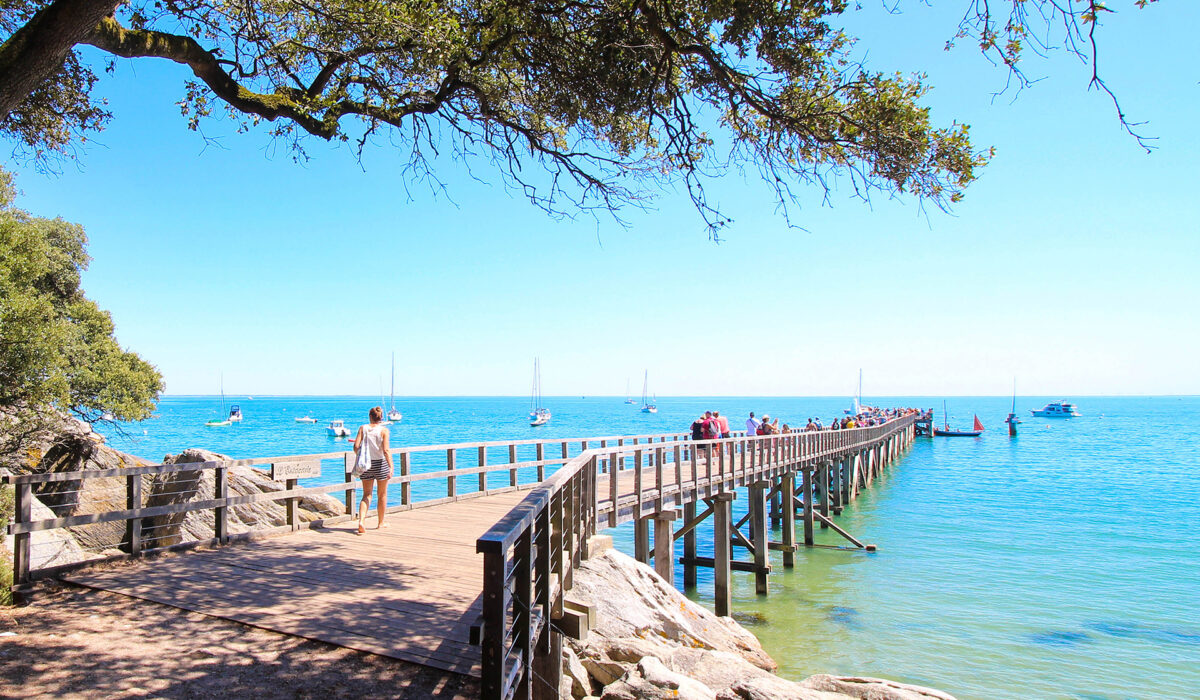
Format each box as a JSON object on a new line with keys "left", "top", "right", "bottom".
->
{"left": 205, "top": 418, "right": 232, "bottom": 427}
{"left": 294, "top": 416, "right": 318, "bottom": 423}
{"left": 228, "top": 404, "right": 243, "bottom": 422}
{"left": 327, "top": 419, "right": 351, "bottom": 437}
{"left": 529, "top": 358, "right": 551, "bottom": 426}
{"left": 1031, "top": 401, "right": 1080, "bottom": 418}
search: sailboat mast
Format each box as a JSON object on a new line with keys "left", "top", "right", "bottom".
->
{"left": 1011, "top": 378, "right": 1017, "bottom": 414}
{"left": 943, "top": 399, "right": 949, "bottom": 431}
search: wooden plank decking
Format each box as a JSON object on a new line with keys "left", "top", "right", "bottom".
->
{"left": 62, "top": 490, "right": 530, "bottom": 678}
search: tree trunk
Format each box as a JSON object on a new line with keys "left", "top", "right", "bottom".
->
{"left": 0, "top": 0, "right": 121, "bottom": 121}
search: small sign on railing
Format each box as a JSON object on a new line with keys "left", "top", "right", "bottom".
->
{"left": 271, "top": 460, "right": 321, "bottom": 481}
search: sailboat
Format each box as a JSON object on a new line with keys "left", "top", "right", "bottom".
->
{"left": 387, "top": 352, "right": 403, "bottom": 422}
{"left": 624, "top": 379, "right": 635, "bottom": 405}
{"left": 932, "top": 400, "right": 984, "bottom": 437}
{"left": 205, "top": 375, "right": 232, "bottom": 427}
{"left": 845, "top": 369, "right": 864, "bottom": 415}
{"left": 640, "top": 370, "right": 657, "bottom": 413}
{"left": 529, "top": 358, "right": 550, "bottom": 426}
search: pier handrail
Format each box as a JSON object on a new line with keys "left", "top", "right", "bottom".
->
{"left": 475, "top": 413, "right": 919, "bottom": 700}
{"left": 2, "top": 428, "right": 701, "bottom": 588}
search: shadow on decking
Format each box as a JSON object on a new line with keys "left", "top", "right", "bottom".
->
{"left": 62, "top": 522, "right": 486, "bottom": 677}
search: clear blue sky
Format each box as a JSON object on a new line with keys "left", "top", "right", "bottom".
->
{"left": 8, "top": 2, "right": 1198, "bottom": 397}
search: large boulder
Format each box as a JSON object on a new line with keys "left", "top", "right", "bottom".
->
{"left": 4, "top": 414, "right": 345, "bottom": 560}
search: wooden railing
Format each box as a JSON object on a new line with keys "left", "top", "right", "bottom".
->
{"left": 475, "top": 414, "right": 918, "bottom": 700}
{"left": 3, "top": 429, "right": 698, "bottom": 590}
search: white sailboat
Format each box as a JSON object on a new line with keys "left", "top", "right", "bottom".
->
{"left": 387, "top": 352, "right": 403, "bottom": 422}
{"left": 529, "top": 358, "right": 550, "bottom": 426}
{"left": 640, "top": 370, "right": 657, "bottom": 413}
{"left": 206, "top": 376, "right": 232, "bottom": 427}
{"left": 845, "top": 369, "right": 863, "bottom": 415}
{"left": 624, "top": 378, "right": 635, "bottom": 404}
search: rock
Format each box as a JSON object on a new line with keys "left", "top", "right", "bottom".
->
{"left": 582, "top": 656, "right": 627, "bottom": 687}
{"left": 3, "top": 414, "right": 344, "bottom": 558}
{"left": 564, "top": 644, "right": 595, "bottom": 698}
{"left": 798, "top": 675, "right": 959, "bottom": 700}
{"left": 568, "top": 548, "right": 776, "bottom": 671}
{"left": 600, "top": 656, "right": 717, "bottom": 700}
{"left": 719, "top": 675, "right": 844, "bottom": 700}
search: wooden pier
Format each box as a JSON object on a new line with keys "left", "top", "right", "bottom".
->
{"left": 5, "top": 413, "right": 919, "bottom": 700}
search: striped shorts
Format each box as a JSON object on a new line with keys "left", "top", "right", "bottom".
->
{"left": 360, "top": 457, "right": 392, "bottom": 481}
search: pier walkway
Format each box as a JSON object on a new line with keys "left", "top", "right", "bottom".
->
{"left": 6, "top": 413, "right": 920, "bottom": 699}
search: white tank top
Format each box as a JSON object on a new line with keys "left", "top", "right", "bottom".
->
{"left": 362, "top": 424, "right": 386, "bottom": 461}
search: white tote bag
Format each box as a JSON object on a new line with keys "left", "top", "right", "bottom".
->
{"left": 352, "top": 426, "right": 373, "bottom": 477}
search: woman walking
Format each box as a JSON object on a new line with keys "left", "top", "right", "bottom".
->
{"left": 353, "top": 406, "right": 394, "bottom": 535}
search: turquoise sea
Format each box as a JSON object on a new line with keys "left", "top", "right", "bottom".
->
{"left": 99, "top": 396, "right": 1200, "bottom": 700}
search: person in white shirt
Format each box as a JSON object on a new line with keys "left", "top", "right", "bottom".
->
{"left": 745, "top": 412, "right": 760, "bottom": 436}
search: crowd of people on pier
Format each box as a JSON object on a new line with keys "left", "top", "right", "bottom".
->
{"left": 689, "top": 406, "right": 923, "bottom": 441}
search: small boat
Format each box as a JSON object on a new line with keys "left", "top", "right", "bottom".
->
{"left": 228, "top": 404, "right": 243, "bottom": 422}
{"left": 640, "top": 371, "right": 657, "bottom": 413}
{"left": 1031, "top": 401, "right": 1080, "bottom": 418}
{"left": 294, "top": 416, "right": 318, "bottom": 423}
{"left": 327, "top": 419, "right": 351, "bottom": 437}
{"left": 933, "top": 401, "right": 984, "bottom": 437}
{"left": 387, "top": 353, "right": 403, "bottom": 422}
{"left": 529, "top": 358, "right": 551, "bottom": 426}
{"left": 206, "top": 375, "right": 232, "bottom": 427}
{"left": 845, "top": 369, "right": 863, "bottom": 415}
{"left": 624, "top": 379, "right": 635, "bottom": 404}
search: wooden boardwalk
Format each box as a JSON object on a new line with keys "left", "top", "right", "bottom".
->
{"left": 62, "top": 490, "right": 528, "bottom": 677}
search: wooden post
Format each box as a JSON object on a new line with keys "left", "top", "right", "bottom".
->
{"left": 285, "top": 478, "right": 298, "bottom": 531}
{"left": 750, "top": 480, "right": 769, "bottom": 595}
{"left": 634, "top": 516, "right": 650, "bottom": 565}
{"left": 515, "top": 530, "right": 533, "bottom": 699}
{"left": 713, "top": 492, "right": 735, "bottom": 617}
{"left": 14, "top": 482, "right": 31, "bottom": 587}
{"left": 478, "top": 445, "right": 488, "bottom": 494}
{"left": 215, "top": 466, "right": 229, "bottom": 544}
{"left": 654, "top": 447, "right": 665, "bottom": 511}
{"left": 400, "top": 452, "right": 411, "bottom": 505}
{"left": 633, "top": 449, "right": 644, "bottom": 520}
{"left": 446, "top": 448, "right": 456, "bottom": 497}
{"left": 803, "top": 466, "right": 815, "bottom": 546}
{"left": 125, "top": 473, "right": 142, "bottom": 554}
{"left": 819, "top": 461, "right": 831, "bottom": 527}
{"left": 509, "top": 444, "right": 519, "bottom": 487}
{"left": 841, "top": 456, "right": 852, "bottom": 506}
{"left": 769, "top": 475, "right": 782, "bottom": 528}
{"left": 532, "top": 627, "right": 563, "bottom": 700}
{"left": 343, "top": 453, "right": 355, "bottom": 514}
{"left": 479, "top": 550, "right": 507, "bottom": 700}
{"left": 781, "top": 471, "right": 796, "bottom": 568}
{"left": 536, "top": 442, "right": 546, "bottom": 481}
{"left": 683, "top": 501, "right": 697, "bottom": 588}
{"left": 653, "top": 510, "right": 677, "bottom": 585}
{"left": 608, "top": 450, "right": 619, "bottom": 529}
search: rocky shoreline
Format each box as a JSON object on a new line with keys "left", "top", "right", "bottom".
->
{"left": 559, "top": 539, "right": 956, "bottom": 700}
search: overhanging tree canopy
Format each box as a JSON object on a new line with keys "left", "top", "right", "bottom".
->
{"left": 0, "top": 0, "right": 1159, "bottom": 228}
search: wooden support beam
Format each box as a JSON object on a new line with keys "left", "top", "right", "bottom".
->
{"left": 285, "top": 478, "right": 298, "bottom": 531}
{"left": 812, "top": 510, "right": 874, "bottom": 551}
{"left": 125, "top": 473, "right": 142, "bottom": 554}
{"left": 343, "top": 453, "right": 354, "bottom": 514}
{"left": 478, "top": 446, "right": 488, "bottom": 493}
{"left": 749, "top": 481, "right": 769, "bottom": 595}
{"left": 634, "top": 516, "right": 650, "bottom": 565}
{"left": 653, "top": 510, "right": 677, "bottom": 584}
{"left": 14, "top": 483, "right": 31, "bottom": 587}
{"left": 682, "top": 501, "right": 697, "bottom": 588}
{"left": 780, "top": 471, "right": 796, "bottom": 568}
{"left": 712, "top": 492, "right": 735, "bottom": 617}
{"left": 446, "top": 448, "right": 456, "bottom": 497}
{"left": 802, "top": 467, "right": 815, "bottom": 546}
{"left": 819, "top": 461, "right": 831, "bottom": 527}
{"left": 678, "top": 556, "right": 758, "bottom": 573}
{"left": 215, "top": 466, "right": 228, "bottom": 544}
{"left": 536, "top": 442, "right": 546, "bottom": 481}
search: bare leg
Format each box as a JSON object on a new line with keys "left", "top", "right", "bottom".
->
{"left": 376, "top": 479, "right": 389, "bottom": 528}
{"left": 357, "top": 479, "right": 375, "bottom": 532}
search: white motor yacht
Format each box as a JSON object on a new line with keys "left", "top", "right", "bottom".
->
{"left": 326, "top": 419, "right": 352, "bottom": 437}
{"left": 1031, "top": 401, "right": 1080, "bottom": 418}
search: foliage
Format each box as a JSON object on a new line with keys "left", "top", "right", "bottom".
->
{"left": 0, "top": 167, "right": 163, "bottom": 455}
{"left": 0, "top": 1, "right": 1163, "bottom": 229}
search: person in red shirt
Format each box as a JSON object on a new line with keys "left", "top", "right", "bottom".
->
{"left": 713, "top": 411, "right": 730, "bottom": 438}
